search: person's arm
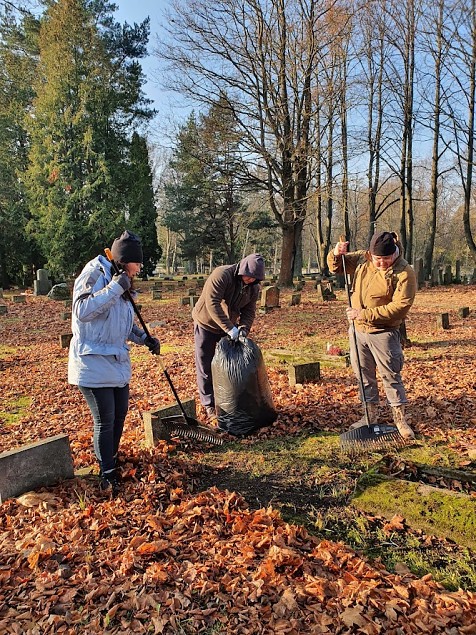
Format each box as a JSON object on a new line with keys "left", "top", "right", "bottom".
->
{"left": 204, "top": 269, "right": 236, "bottom": 333}
{"left": 327, "top": 242, "right": 365, "bottom": 275}
{"left": 238, "top": 286, "right": 259, "bottom": 332}
{"left": 73, "top": 266, "right": 126, "bottom": 322}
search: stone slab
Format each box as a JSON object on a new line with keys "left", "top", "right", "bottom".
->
{"left": 0, "top": 434, "right": 74, "bottom": 502}
{"left": 288, "top": 361, "right": 321, "bottom": 386}
{"left": 59, "top": 333, "right": 73, "bottom": 348}
{"left": 0, "top": 305, "right": 7, "bottom": 315}
{"left": 143, "top": 399, "right": 197, "bottom": 447}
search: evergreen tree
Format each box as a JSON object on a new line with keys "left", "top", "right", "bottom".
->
{"left": 0, "top": 9, "right": 40, "bottom": 286}
{"left": 126, "top": 132, "right": 161, "bottom": 277}
{"left": 25, "top": 0, "right": 153, "bottom": 277}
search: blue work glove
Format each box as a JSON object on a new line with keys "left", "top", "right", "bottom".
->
{"left": 113, "top": 272, "right": 131, "bottom": 292}
{"left": 144, "top": 336, "right": 160, "bottom": 355}
{"left": 227, "top": 326, "right": 239, "bottom": 341}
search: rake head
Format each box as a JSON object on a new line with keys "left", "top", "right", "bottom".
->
{"left": 339, "top": 423, "right": 407, "bottom": 455}
{"left": 161, "top": 416, "right": 224, "bottom": 446}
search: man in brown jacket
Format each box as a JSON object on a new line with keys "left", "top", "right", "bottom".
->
{"left": 192, "top": 254, "right": 265, "bottom": 422}
{"left": 327, "top": 232, "right": 416, "bottom": 439}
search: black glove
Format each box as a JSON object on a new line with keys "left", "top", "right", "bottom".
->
{"left": 113, "top": 272, "right": 131, "bottom": 292}
{"left": 144, "top": 335, "right": 160, "bottom": 355}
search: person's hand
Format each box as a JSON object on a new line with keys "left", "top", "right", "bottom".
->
{"left": 227, "top": 326, "right": 239, "bottom": 340}
{"left": 144, "top": 336, "right": 160, "bottom": 355}
{"left": 334, "top": 240, "right": 349, "bottom": 256}
{"left": 346, "top": 307, "right": 361, "bottom": 322}
{"left": 113, "top": 272, "right": 131, "bottom": 292}
{"left": 238, "top": 325, "right": 249, "bottom": 338}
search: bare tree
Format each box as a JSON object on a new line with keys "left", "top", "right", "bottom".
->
{"left": 155, "top": 0, "right": 349, "bottom": 285}
{"left": 447, "top": 0, "right": 476, "bottom": 261}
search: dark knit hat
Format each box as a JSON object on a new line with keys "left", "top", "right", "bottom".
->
{"left": 238, "top": 253, "right": 265, "bottom": 281}
{"left": 111, "top": 230, "right": 143, "bottom": 263}
{"left": 369, "top": 231, "right": 397, "bottom": 256}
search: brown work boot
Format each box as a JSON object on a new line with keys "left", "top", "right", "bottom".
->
{"left": 205, "top": 406, "right": 218, "bottom": 426}
{"left": 348, "top": 403, "right": 379, "bottom": 430}
{"left": 391, "top": 405, "right": 415, "bottom": 440}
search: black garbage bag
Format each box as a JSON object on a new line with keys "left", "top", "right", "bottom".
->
{"left": 212, "top": 336, "right": 277, "bottom": 436}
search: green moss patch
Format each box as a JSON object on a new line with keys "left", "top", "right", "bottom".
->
{"left": 352, "top": 472, "right": 476, "bottom": 549}
{"left": 0, "top": 395, "right": 31, "bottom": 426}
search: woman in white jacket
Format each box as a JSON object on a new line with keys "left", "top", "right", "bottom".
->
{"left": 68, "top": 231, "right": 160, "bottom": 495}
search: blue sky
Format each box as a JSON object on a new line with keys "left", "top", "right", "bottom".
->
{"left": 113, "top": 0, "right": 178, "bottom": 120}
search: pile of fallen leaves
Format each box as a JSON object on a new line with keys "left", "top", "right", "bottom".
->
{"left": 1, "top": 285, "right": 476, "bottom": 633}
{"left": 2, "top": 462, "right": 476, "bottom": 634}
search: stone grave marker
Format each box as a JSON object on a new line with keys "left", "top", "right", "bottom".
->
{"left": 414, "top": 258, "right": 425, "bottom": 289}
{"left": 0, "top": 434, "right": 74, "bottom": 502}
{"left": 151, "top": 290, "right": 162, "bottom": 300}
{"left": 455, "top": 260, "right": 461, "bottom": 283}
{"left": 59, "top": 333, "right": 73, "bottom": 348}
{"left": 458, "top": 307, "right": 470, "bottom": 318}
{"left": 13, "top": 295, "right": 26, "bottom": 303}
{"left": 180, "top": 296, "right": 191, "bottom": 306}
{"left": 48, "top": 284, "right": 70, "bottom": 300}
{"left": 190, "top": 296, "right": 200, "bottom": 308}
{"left": 260, "top": 285, "right": 280, "bottom": 309}
{"left": 288, "top": 362, "right": 321, "bottom": 387}
{"left": 431, "top": 265, "right": 440, "bottom": 286}
{"left": 33, "top": 268, "right": 52, "bottom": 296}
{"left": 317, "top": 280, "right": 336, "bottom": 301}
{"left": 443, "top": 265, "right": 452, "bottom": 285}
{"left": 188, "top": 287, "right": 198, "bottom": 296}
{"left": 290, "top": 293, "right": 301, "bottom": 306}
{"left": 437, "top": 313, "right": 450, "bottom": 329}
{"left": 0, "top": 305, "right": 7, "bottom": 315}
{"left": 143, "top": 399, "right": 196, "bottom": 446}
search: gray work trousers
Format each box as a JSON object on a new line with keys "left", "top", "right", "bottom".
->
{"left": 349, "top": 327, "right": 407, "bottom": 407}
{"left": 194, "top": 322, "right": 223, "bottom": 407}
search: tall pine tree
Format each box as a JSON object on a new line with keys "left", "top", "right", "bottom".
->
{"left": 0, "top": 9, "right": 40, "bottom": 286}
{"left": 25, "top": 0, "right": 155, "bottom": 277}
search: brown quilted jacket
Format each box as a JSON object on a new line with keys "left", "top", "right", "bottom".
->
{"left": 327, "top": 247, "right": 416, "bottom": 333}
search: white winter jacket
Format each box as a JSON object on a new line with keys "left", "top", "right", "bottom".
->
{"left": 68, "top": 255, "right": 147, "bottom": 387}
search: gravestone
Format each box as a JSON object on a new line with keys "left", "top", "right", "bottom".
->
{"left": 431, "top": 265, "right": 440, "bottom": 286}
{"left": 437, "top": 313, "right": 450, "bottom": 330}
{"left": 0, "top": 305, "right": 7, "bottom": 315}
{"left": 190, "top": 296, "right": 200, "bottom": 308}
{"left": 0, "top": 434, "right": 74, "bottom": 502}
{"left": 180, "top": 296, "right": 191, "bottom": 306}
{"left": 188, "top": 287, "right": 198, "bottom": 296}
{"left": 260, "top": 285, "right": 280, "bottom": 309}
{"left": 317, "top": 280, "right": 336, "bottom": 301}
{"left": 290, "top": 293, "right": 301, "bottom": 306}
{"left": 443, "top": 265, "right": 452, "bottom": 285}
{"left": 414, "top": 258, "right": 425, "bottom": 289}
{"left": 59, "top": 333, "right": 73, "bottom": 348}
{"left": 47, "top": 284, "right": 70, "bottom": 300}
{"left": 458, "top": 307, "right": 470, "bottom": 318}
{"left": 455, "top": 260, "right": 461, "bottom": 283}
{"left": 143, "top": 399, "right": 197, "bottom": 446}
{"left": 13, "top": 295, "right": 26, "bottom": 303}
{"left": 288, "top": 362, "right": 321, "bottom": 387}
{"left": 33, "top": 268, "right": 52, "bottom": 296}
{"left": 151, "top": 290, "right": 162, "bottom": 300}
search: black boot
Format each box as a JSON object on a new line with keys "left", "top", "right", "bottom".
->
{"left": 99, "top": 469, "right": 120, "bottom": 496}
